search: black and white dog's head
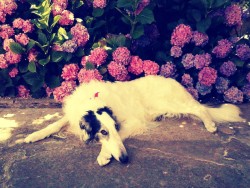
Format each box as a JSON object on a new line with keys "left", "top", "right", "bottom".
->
{"left": 79, "top": 106, "right": 128, "bottom": 165}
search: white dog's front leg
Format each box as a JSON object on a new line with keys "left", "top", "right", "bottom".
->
{"left": 97, "top": 145, "right": 112, "bottom": 166}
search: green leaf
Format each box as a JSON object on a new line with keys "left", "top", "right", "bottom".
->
{"left": 18, "top": 61, "right": 29, "bottom": 73}
{"left": 38, "top": 56, "right": 50, "bottom": 66}
{"left": 57, "top": 27, "right": 69, "bottom": 40}
{"left": 117, "top": 0, "right": 133, "bottom": 8}
{"left": 75, "top": 48, "right": 85, "bottom": 57}
{"left": 51, "top": 51, "right": 65, "bottom": 62}
{"left": 63, "top": 53, "right": 72, "bottom": 61}
{"left": 28, "top": 61, "right": 37, "bottom": 73}
{"left": 92, "top": 8, "right": 104, "bottom": 17}
{"left": 23, "top": 72, "right": 44, "bottom": 90}
{"left": 9, "top": 42, "right": 26, "bottom": 54}
{"left": 45, "top": 75, "right": 60, "bottom": 88}
{"left": 132, "top": 25, "right": 144, "bottom": 39}
{"left": 86, "top": 62, "right": 95, "bottom": 70}
{"left": 38, "top": 31, "right": 48, "bottom": 45}
{"left": 212, "top": 0, "right": 228, "bottom": 8}
{"left": 50, "top": 15, "right": 61, "bottom": 29}
{"left": 196, "top": 18, "right": 211, "bottom": 33}
{"left": 191, "top": 9, "right": 202, "bottom": 22}
{"left": 26, "top": 39, "right": 36, "bottom": 51}
{"left": 136, "top": 8, "right": 155, "bottom": 24}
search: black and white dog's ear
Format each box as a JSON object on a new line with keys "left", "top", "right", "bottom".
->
{"left": 96, "top": 106, "right": 113, "bottom": 116}
{"left": 97, "top": 106, "right": 120, "bottom": 131}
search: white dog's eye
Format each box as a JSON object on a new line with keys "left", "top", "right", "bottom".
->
{"left": 100, "top": 130, "right": 108, "bottom": 135}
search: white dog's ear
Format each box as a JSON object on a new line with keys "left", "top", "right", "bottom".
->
{"left": 96, "top": 106, "right": 120, "bottom": 131}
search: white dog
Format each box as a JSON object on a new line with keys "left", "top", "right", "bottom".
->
{"left": 25, "top": 75, "right": 245, "bottom": 166}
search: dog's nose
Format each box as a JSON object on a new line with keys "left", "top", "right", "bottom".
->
{"left": 119, "top": 153, "right": 129, "bottom": 164}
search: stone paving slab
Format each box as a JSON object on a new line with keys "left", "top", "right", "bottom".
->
{"left": 0, "top": 101, "right": 250, "bottom": 188}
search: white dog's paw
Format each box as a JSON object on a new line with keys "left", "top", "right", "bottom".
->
{"left": 24, "top": 132, "right": 46, "bottom": 143}
{"left": 97, "top": 155, "right": 111, "bottom": 166}
{"left": 205, "top": 122, "right": 217, "bottom": 133}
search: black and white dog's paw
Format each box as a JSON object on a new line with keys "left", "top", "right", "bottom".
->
{"left": 24, "top": 131, "right": 47, "bottom": 143}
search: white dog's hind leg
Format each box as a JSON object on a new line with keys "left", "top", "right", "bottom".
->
{"left": 97, "top": 145, "right": 112, "bottom": 166}
{"left": 24, "top": 117, "right": 68, "bottom": 143}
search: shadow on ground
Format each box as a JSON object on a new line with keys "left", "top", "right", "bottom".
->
{"left": 0, "top": 100, "right": 250, "bottom": 188}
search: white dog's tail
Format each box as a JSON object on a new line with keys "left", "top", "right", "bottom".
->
{"left": 205, "top": 104, "right": 245, "bottom": 123}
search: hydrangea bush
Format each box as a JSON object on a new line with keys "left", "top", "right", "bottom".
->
{"left": 0, "top": 0, "right": 250, "bottom": 103}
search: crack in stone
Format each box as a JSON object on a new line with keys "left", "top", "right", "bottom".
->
{"left": 2, "top": 151, "right": 26, "bottom": 187}
{"left": 129, "top": 144, "right": 235, "bottom": 168}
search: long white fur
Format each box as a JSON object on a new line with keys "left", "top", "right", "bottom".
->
{"left": 25, "top": 75, "right": 245, "bottom": 165}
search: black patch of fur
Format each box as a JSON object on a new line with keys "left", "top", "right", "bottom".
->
{"left": 97, "top": 106, "right": 120, "bottom": 131}
{"left": 82, "top": 110, "right": 101, "bottom": 141}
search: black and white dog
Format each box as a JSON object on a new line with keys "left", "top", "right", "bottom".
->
{"left": 25, "top": 76, "right": 245, "bottom": 166}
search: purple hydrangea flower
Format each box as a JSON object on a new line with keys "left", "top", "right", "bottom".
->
{"left": 236, "top": 44, "right": 250, "bottom": 61}
{"left": 225, "top": 4, "right": 242, "bottom": 26}
{"left": 219, "top": 61, "right": 237, "bottom": 77}
{"left": 198, "top": 67, "right": 217, "bottom": 86}
{"left": 212, "top": 39, "right": 233, "bottom": 58}
{"left": 170, "top": 46, "right": 182, "bottom": 58}
{"left": 215, "top": 77, "right": 230, "bottom": 94}
{"left": 196, "top": 82, "right": 212, "bottom": 96}
{"left": 242, "top": 83, "right": 250, "bottom": 100}
{"left": 247, "top": 72, "right": 250, "bottom": 83}
{"left": 160, "top": 62, "right": 176, "bottom": 78}
{"left": 181, "top": 53, "right": 194, "bottom": 69}
{"left": 224, "top": 86, "right": 243, "bottom": 103}
{"left": 62, "top": 40, "right": 78, "bottom": 53}
{"left": 191, "top": 31, "right": 209, "bottom": 47}
{"left": 194, "top": 53, "right": 212, "bottom": 70}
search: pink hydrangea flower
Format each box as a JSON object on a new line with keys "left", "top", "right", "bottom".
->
{"left": 224, "top": 86, "right": 243, "bottom": 103}
{"left": 93, "top": 0, "right": 107, "bottom": 9}
{"left": 170, "top": 24, "right": 192, "bottom": 48}
{"left": 9, "top": 67, "right": 18, "bottom": 78}
{"left": 112, "top": 47, "right": 131, "bottom": 65}
{"left": 181, "top": 73, "right": 193, "bottom": 87}
{"left": 0, "top": 0, "right": 17, "bottom": 23}
{"left": 78, "top": 68, "right": 103, "bottom": 83}
{"left": 219, "top": 61, "right": 237, "bottom": 77}
{"left": 22, "top": 20, "right": 34, "bottom": 33}
{"left": 13, "top": 18, "right": 24, "bottom": 29}
{"left": 88, "top": 47, "right": 108, "bottom": 66}
{"left": 186, "top": 87, "right": 199, "bottom": 100}
{"left": 194, "top": 53, "right": 212, "bottom": 70}
{"left": 28, "top": 48, "right": 38, "bottom": 62}
{"left": 81, "top": 56, "right": 89, "bottom": 67}
{"left": 3, "top": 38, "right": 14, "bottom": 51}
{"left": 0, "top": 54, "right": 8, "bottom": 69}
{"left": 128, "top": 56, "right": 144, "bottom": 75}
{"left": 17, "top": 85, "right": 30, "bottom": 99}
{"left": 143, "top": 60, "right": 159, "bottom": 76}
{"left": 160, "top": 62, "right": 176, "bottom": 78}
{"left": 59, "top": 10, "right": 74, "bottom": 26}
{"left": 52, "top": 0, "right": 68, "bottom": 16}
{"left": 170, "top": 46, "right": 182, "bottom": 58}
{"left": 52, "top": 44, "right": 63, "bottom": 52}
{"left": 45, "top": 86, "right": 54, "bottom": 98}
{"left": 191, "top": 31, "right": 209, "bottom": 46}
{"left": 61, "top": 63, "right": 80, "bottom": 81}
{"left": 225, "top": 4, "right": 242, "bottom": 26}
{"left": 181, "top": 53, "right": 194, "bottom": 69}
{"left": 135, "top": 0, "right": 150, "bottom": 15}
{"left": 212, "top": 39, "right": 232, "bottom": 58}
{"left": 5, "top": 51, "right": 21, "bottom": 64}
{"left": 0, "top": 24, "right": 14, "bottom": 39}
{"left": 70, "top": 23, "right": 89, "bottom": 47}
{"left": 62, "top": 39, "right": 78, "bottom": 53}
{"left": 53, "top": 80, "right": 77, "bottom": 102}
{"left": 108, "top": 61, "right": 129, "bottom": 81}
{"left": 15, "top": 33, "right": 30, "bottom": 46}
{"left": 236, "top": 44, "right": 250, "bottom": 61}
{"left": 198, "top": 67, "right": 217, "bottom": 86}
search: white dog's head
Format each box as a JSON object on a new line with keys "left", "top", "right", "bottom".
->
{"left": 79, "top": 106, "right": 128, "bottom": 164}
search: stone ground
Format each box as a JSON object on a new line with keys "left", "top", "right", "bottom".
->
{"left": 0, "top": 99, "right": 250, "bottom": 188}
